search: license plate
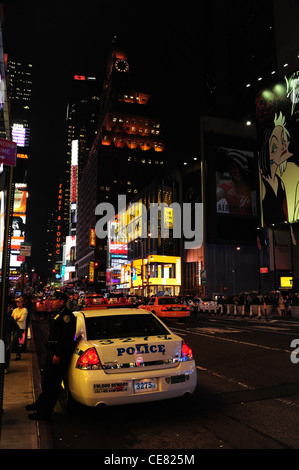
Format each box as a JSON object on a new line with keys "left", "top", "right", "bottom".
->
{"left": 172, "top": 308, "right": 180, "bottom": 310}
{"left": 134, "top": 378, "right": 158, "bottom": 393}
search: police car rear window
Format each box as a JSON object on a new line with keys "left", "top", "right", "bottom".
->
{"left": 85, "top": 314, "right": 169, "bottom": 340}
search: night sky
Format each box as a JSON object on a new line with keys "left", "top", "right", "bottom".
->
{"left": 1, "top": 1, "right": 275, "bottom": 274}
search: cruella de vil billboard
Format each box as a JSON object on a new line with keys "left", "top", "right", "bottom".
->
{"left": 256, "top": 71, "right": 299, "bottom": 226}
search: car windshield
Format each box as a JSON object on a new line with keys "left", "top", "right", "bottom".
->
{"left": 85, "top": 314, "right": 170, "bottom": 340}
{"left": 157, "top": 298, "right": 180, "bottom": 305}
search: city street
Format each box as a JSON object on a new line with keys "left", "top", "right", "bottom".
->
{"left": 32, "top": 312, "right": 299, "bottom": 449}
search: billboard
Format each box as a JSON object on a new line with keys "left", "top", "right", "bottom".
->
{"left": 203, "top": 134, "right": 259, "bottom": 243}
{"left": 216, "top": 147, "right": 257, "bottom": 217}
{"left": 256, "top": 71, "right": 299, "bottom": 226}
{"left": 10, "top": 184, "right": 28, "bottom": 267}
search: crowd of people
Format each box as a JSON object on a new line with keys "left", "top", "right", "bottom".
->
{"left": 184, "top": 291, "right": 299, "bottom": 317}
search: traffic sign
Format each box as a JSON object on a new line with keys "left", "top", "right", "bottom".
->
{"left": 0, "top": 138, "right": 17, "bottom": 167}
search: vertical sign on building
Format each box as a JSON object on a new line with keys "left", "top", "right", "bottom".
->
{"left": 56, "top": 183, "right": 63, "bottom": 260}
{"left": 71, "top": 140, "right": 78, "bottom": 224}
{"left": 89, "top": 261, "right": 95, "bottom": 283}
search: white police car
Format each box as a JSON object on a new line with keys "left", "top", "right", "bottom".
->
{"left": 66, "top": 308, "right": 197, "bottom": 407}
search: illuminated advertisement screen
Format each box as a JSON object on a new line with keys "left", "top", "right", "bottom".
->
{"left": 11, "top": 123, "right": 29, "bottom": 147}
{"left": 216, "top": 147, "right": 257, "bottom": 217}
{"left": 10, "top": 186, "right": 27, "bottom": 267}
{"left": 203, "top": 133, "right": 259, "bottom": 243}
{"left": 65, "top": 235, "right": 76, "bottom": 261}
{"left": 256, "top": 71, "right": 299, "bottom": 226}
{"left": 280, "top": 276, "right": 293, "bottom": 288}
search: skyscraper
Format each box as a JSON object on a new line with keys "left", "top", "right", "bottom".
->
{"left": 6, "top": 57, "right": 34, "bottom": 271}
{"left": 75, "top": 42, "right": 166, "bottom": 290}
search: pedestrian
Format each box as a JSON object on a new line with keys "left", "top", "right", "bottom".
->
{"left": 26, "top": 291, "right": 76, "bottom": 420}
{"left": 278, "top": 295, "right": 286, "bottom": 317}
{"left": 44, "top": 294, "right": 52, "bottom": 320}
{"left": 78, "top": 294, "right": 86, "bottom": 309}
{"left": 73, "top": 292, "right": 79, "bottom": 311}
{"left": 4, "top": 304, "right": 22, "bottom": 373}
{"left": 66, "top": 293, "right": 74, "bottom": 311}
{"left": 11, "top": 297, "right": 28, "bottom": 360}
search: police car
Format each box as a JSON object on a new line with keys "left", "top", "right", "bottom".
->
{"left": 66, "top": 308, "right": 197, "bottom": 407}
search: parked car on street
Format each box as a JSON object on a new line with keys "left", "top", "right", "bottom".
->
{"left": 66, "top": 308, "right": 197, "bottom": 407}
{"left": 138, "top": 296, "right": 190, "bottom": 319}
{"left": 197, "top": 297, "right": 218, "bottom": 312}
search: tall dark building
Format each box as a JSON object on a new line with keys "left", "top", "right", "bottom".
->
{"left": 76, "top": 43, "right": 166, "bottom": 289}
{"left": 5, "top": 57, "right": 34, "bottom": 272}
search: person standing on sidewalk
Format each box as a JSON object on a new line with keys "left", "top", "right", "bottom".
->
{"left": 26, "top": 291, "right": 76, "bottom": 420}
{"left": 44, "top": 294, "right": 52, "bottom": 320}
{"left": 11, "top": 297, "right": 28, "bottom": 360}
{"left": 4, "top": 304, "right": 22, "bottom": 372}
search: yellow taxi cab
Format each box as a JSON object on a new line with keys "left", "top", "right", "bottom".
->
{"left": 138, "top": 296, "right": 190, "bottom": 319}
{"left": 66, "top": 308, "right": 197, "bottom": 408}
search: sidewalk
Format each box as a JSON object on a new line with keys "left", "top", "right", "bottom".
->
{"left": 0, "top": 328, "right": 53, "bottom": 449}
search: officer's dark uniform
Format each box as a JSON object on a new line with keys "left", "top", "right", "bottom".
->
{"left": 27, "top": 292, "right": 76, "bottom": 420}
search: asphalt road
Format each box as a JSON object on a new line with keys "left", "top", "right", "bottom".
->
{"left": 32, "top": 312, "right": 299, "bottom": 451}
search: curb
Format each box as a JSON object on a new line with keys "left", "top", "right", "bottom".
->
{"left": 30, "top": 325, "right": 54, "bottom": 449}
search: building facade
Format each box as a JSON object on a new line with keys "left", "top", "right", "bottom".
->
{"left": 75, "top": 44, "right": 166, "bottom": 291}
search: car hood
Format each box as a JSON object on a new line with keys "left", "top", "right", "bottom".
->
{"left": 82, "top": 334, "right": 184, "bottom": 373}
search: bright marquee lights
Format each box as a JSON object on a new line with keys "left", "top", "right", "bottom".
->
{"left": 12, "top": 123, "right": 26, "bottom": 147}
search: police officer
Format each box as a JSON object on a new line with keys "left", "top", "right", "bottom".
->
{"left": 26, "top": 291, "right": 76, "bottom": 420}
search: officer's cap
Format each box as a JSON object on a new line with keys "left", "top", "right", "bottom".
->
{"left": 53, "top": 291, "right": 69, "bottom": 302}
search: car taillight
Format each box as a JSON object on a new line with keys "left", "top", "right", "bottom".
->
{"left": 76, "top": 347, "right": 102, "bottom": 370}
{"left": 36, "top": 302, "right": 40, "bottom": 307}
{"left": 181, "top": 340, "right": 193, "bottom": 361}
{"left": 161, "top": 306, "right": 168, "bottom": 311}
